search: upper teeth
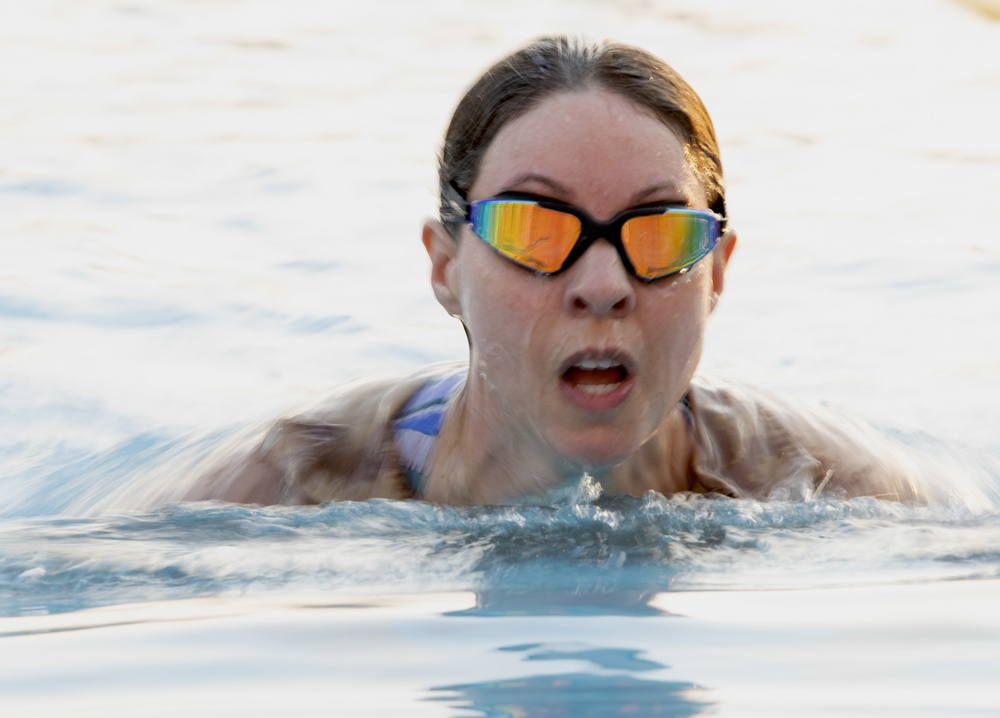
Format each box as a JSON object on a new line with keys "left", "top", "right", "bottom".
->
{"left": 577, "top": 359, "right": 619, "bottom": 370}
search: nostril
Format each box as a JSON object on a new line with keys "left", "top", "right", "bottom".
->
{"left": 569, "top": 292, "right": 633, "bottom": 316}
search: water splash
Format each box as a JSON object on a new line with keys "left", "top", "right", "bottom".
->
{"left": 3, "top": 493, "right": 999, "bottom": 618}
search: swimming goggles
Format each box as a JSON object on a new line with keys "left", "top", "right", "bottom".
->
{"left": 444, "top": 185, "right": 727, "bottom": 282}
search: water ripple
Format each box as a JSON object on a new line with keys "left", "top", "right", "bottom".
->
{"left": 2, "top": 495, "right": 998, "bottom": 617}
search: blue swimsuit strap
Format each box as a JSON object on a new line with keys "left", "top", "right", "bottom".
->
{"left": 392, "top": 371, "right": 467, "bottom": 497}
{"left": 679, "top": 392, "right": 693, "bottom": 429}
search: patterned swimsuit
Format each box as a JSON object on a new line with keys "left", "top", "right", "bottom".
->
{"left": 391, "top": 370, "right": 466, "bottom": 497}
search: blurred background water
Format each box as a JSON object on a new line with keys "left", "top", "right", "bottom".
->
{"left": 1, "top": 0, "right": 999, "bottom": 715}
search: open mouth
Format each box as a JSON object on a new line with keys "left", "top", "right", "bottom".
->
{"left": 562, "top": 358, "right": 630, "bottom": 395}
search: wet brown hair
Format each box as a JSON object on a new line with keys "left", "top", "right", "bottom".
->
{"left": 438, "top": 35, "right": 726, "bottom": 232}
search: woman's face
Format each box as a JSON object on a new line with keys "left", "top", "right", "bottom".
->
{"left": 426, "top": 88, "right": 735, "bottom": 471}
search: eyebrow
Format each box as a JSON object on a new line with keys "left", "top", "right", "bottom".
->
{"left": 501, "top": 173, "right": 571, "bottom": 196}
{"left": 502, "top": 174, "right": 693, "bottom": 208}
{"left": 630, "top": 183, "right": 693, "bottom": 206}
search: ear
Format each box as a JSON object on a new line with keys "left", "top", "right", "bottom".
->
{"left": 710, "top": 229, "right": 737, "bottom": 310}
{"left": 422, "top": 219, "right": 463, "bottom": 317}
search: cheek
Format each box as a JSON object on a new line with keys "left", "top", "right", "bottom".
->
{"left": 458, "top": 247, "right": 554, "bottom": 366}
{"left": 642, "top": 271, "right": 714, "bottom": 369}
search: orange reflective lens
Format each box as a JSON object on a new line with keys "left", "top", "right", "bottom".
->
{"left": 467, "top": 198, "right": 722, "bottom": 281}
{"left": 470, "top": 200, "right": 581, "bottom": 273}
{"left": 621, "top": 210, "right": 717, "bottom": 278}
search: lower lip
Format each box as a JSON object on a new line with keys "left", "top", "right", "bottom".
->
{"left": 558, "top": 375, "right": 634, "bottom": 412}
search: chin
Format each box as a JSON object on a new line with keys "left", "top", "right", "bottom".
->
{"left": 550, "top": 428, "right": 638, "bottom": 473}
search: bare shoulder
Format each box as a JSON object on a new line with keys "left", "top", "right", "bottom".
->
{"left": 183, "top": 362, "right": 468, "bottom": 505}
{"left": 686, "top": 377, "right": 934, "bottom": 502}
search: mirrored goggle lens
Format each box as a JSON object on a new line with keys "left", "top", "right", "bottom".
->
{"left": 469, "top": 200, "right": 581, "bottom": 273}
{"left": 469, "top": 200, "right": 720, "bottom": 279}
{"left": 621, "top": 210, "right": 719, "bottom": 279}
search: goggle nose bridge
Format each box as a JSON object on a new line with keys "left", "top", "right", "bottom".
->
{"left": 558, "top": 212, "right": 640, "bottom": 277}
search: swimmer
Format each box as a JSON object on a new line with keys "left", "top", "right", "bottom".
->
{"left": 184, "top": 36, "right": 932, "bottom": 506}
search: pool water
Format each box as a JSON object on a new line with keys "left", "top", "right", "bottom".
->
{"left": 3, "top": 496, "right": 1000, "bottom": 715}
{"left": 2, "top": 0, "right": 999, "bottom": 715}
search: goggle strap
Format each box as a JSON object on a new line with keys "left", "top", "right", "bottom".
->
{"left": 441, "top": 182, "right": 470, "bottom": 224}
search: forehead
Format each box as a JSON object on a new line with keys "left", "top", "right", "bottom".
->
{"left": 470, "top": 89, "right": 705, "bottom": 211}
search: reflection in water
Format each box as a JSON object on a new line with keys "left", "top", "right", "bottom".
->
{"left": 449, "top": 589, "right": 669, "bottom": 617}
{"left": 426, "top": 643, "right": 713, "bottom": 717}
{"left": 502, "top": 644, "right": 666, "bottom": 672}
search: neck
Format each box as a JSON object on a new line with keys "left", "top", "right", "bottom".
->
{"left": 422, "top": 370, "right": 694, "bottom": 505}
{"left": 606, "top": 407, "right": 694, "bottom": 496}
{"left": 423, "top": 371, "right": 572, "bottom": 504}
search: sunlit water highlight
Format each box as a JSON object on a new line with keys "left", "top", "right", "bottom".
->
{"left": 1, "top": 0, "right": 999, "bottom": 715}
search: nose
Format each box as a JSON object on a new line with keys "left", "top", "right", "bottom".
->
{"left": 563, "top": 240, "right": 636, "bottom": 317}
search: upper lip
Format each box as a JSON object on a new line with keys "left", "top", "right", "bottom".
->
{"left": 558, "top": 349, "right": 636, "bottom": 378}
